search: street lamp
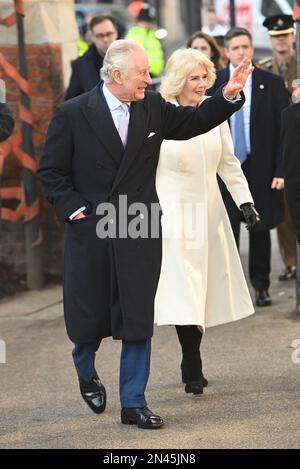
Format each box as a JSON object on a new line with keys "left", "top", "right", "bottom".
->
{"left": 15, "top": 0, "right": 43, "bottom": 289}
{"left": 230, "top": 0, "right": 236, "bottom": 27}
{"left": 185, "top": 0, "right": 203, "bottom": 36}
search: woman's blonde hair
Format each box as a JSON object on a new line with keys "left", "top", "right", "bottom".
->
{"left": 160, "top": 48, "right": 216, "bottom": 102}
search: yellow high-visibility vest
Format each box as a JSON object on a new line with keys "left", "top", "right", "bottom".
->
{"left": 76, "top": 39, "right": 89, "bottom": 57}
{"left": 126, "top": 26, "right": 164, "bottom": 77}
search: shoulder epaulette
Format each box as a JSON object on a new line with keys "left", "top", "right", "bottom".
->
{"left": 257, "top": 57, "right": 272, "bottom": 67}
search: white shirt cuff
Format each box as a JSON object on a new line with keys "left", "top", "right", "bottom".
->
{"left": 0, "top": 91, "right": 5, "bottom": 103}
{"left": 69, "top": 206, "right": 86, "bottom": 220}
{"left": 222, "top": 89, "right": 242, "bottom": 103}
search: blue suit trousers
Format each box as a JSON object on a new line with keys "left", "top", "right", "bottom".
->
{"left": 72, "top": 339, "right": 151, "bottom": 408}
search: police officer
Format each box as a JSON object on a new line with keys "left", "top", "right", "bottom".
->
{"left": 258, "top": 14, "right": 297, "bottom": 281}
{"left": 125, "top": 3, "right": 164, "bottom": 79}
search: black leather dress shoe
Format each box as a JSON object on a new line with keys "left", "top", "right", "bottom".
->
{"left": 121, "top": 406, "right": 164, "bottom": 429}
{"left": 185, "top": 381, "right": 203, "bottom": 395}
{"left": 255, "top": 289, "right": 272, "bottom": 307}
{"left": 79, "top": 370, "right": 106, "bottom": 414}
{"left": 278, "top": 266, "right": 296, "bottom": 281}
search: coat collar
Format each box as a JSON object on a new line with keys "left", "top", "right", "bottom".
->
{"left": 82, "top": 84, "right": 124, "bottom": 165}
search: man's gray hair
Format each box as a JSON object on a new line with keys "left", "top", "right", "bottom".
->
{"left": 100, "top": 40, "right": 141, "bottom": 83}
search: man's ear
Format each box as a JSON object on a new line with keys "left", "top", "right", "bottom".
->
{"left": 224, "top": 47, "right": 230, "bottom": 60}
{"left": 112, "top": 68, "right": 123, "bottom": 85}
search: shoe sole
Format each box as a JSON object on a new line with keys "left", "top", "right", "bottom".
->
{"left": 121, "top": 418, "right": 164, "bottom": 429}
{"left": 185, "top": 388, "right": 203, "bottom": 395}
{"left": 185, "top": 384, "right": 203, "bottom": 395}
{"left": 182, "top": 376, "right": 208, "bottom": 387}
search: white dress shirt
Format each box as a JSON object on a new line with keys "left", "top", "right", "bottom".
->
{"left": 102, "top": 83, "right": 130, "bottom": 133}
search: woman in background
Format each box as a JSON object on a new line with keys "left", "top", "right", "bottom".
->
{"left": 187, "top": 31, "right": 227, "bottom": 69}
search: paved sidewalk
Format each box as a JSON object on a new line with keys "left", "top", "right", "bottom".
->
{"left": 0, "top": 229, "right": 299, "bottom": 449}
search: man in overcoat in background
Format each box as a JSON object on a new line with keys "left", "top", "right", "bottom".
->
{"left": 38, "top": 40, "right": 252, "bottom": 429}
{"left": 65, "top": 14, "right": 118, "bottom": 100}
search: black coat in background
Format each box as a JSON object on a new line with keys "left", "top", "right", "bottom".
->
{"left": 65, "top": 45, "right": 103, "bottom": 100}
{"left": 282, "top": 102, "right": 300, "bottom": 244}
{"left": 0, "top": 103, "right": 14, "bottom": 142}
{"left": 209, "top": 66, "right": 289, "bottom": 231}
{"left": 38, "top": 84, "right": 244, "bottom": 344}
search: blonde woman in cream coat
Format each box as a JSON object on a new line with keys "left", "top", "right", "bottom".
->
{"left": 154, "top": 48, "right": 260, "bottom": 396}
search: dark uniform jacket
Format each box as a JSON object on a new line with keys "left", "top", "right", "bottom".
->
{"left": 209, "top": 66, "right": 289, "bottom": 231}
{"left": 257, "top": 52, "right": 296, "bottom": 95}
{"left": 38, "top": 84, "right": 244, "bottom": 343}
{"left": 282, "top": 102, "right": 300, "bottom": 244}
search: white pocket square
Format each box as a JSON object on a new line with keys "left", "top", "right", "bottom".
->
{"left": 147, "top": 132, "right": 156, "bottom": 138}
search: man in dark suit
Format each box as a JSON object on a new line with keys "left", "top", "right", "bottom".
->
{"left": 209, "top": 27, "right": 289, "bottom": 307}
{"left": 65, "top": 14, "right": 118, "bottom": 100}
{"left": 282, "top": 83, "right": 300, "bottom": 244}
{"left": 0, "top": 79, "right": 14, "bottom": 142}
{"left": 38, "top": 40, "right": 252, "bottom": 429}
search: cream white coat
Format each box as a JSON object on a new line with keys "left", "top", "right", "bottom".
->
{"left": 154, "top": 99, "right": 255, "bottom": 331}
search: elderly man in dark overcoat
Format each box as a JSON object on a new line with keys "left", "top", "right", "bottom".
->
{"left": 38, "top": 40, "right": 252, "bottom": 429}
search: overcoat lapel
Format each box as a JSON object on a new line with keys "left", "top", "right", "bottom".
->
{"left": 81, "top": 85, "right": 124, "bottom": 166}
{"left": 112, "top": 98, "right": 150, "bottom": 191}
{"left": 250, "top": 68, "right": 265, "bottom": 127}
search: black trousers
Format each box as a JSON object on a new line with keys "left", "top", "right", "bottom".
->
{"left": 175, "top": 325, "right": 203, "bottom": 382}
{"left": 221, "top": 158, "right": 271, "bottom": 291}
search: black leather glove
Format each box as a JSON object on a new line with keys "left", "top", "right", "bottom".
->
{"left": 240, "top": 203, "right": 261, "bottom": 230}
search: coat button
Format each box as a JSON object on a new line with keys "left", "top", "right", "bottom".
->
{"left": 109, "top": 219, "right": 114, "bottom": 225}
{"left": 140, "top": 214, "right": 145, "bottom": 220}
{"left": 96, "top": 162, "right": 102, "bottom": 168}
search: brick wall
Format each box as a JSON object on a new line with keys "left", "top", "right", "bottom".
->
{"left": 0, "top": 44, "right": 66, "bottom": 277}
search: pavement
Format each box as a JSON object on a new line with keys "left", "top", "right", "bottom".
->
{"left": 0, "top": 229, "right": 300, "bottom": 449}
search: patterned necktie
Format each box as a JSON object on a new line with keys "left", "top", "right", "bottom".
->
{"left": 234, "top": 107, "right": 248, "bottom": 165}
{"left": 118, "top": 104, "right": 130, "bottom": 147}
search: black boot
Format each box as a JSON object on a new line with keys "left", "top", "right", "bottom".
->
{"left": 175, "top": 325, "right": 207, "bottom": 395}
